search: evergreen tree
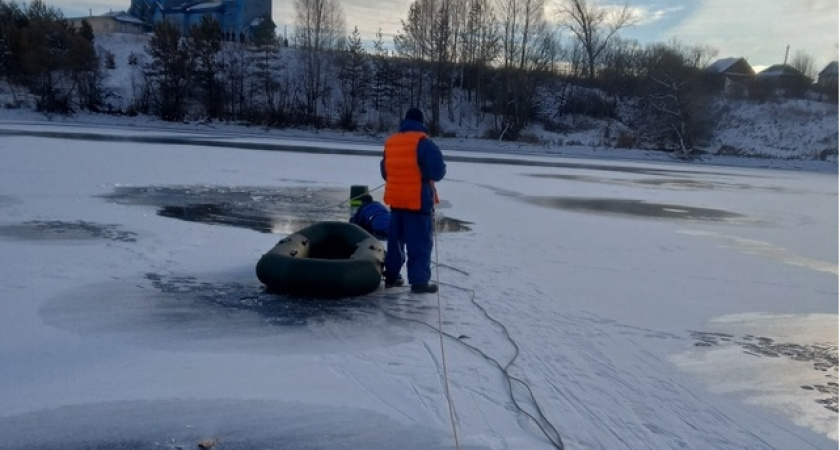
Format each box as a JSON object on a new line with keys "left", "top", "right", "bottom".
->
{"left": 69, "top": 20, "right": 103, "bottom": 111}
{"left": 248, "top": 13, "right": 282, "bottom": 121}
{"left": 188, "top": 15, "right": 223, "bottom": 119}
{"left": 78, "top": 19, "right": 94, "bottom": 43}
{"left": 371, "top": 29, "right": 395, "bottom": 114}
{"left": 19, "top": 0, "right": 99, "bottom": 113}
{"left": 0, "top": 0, "right": 27, "bottom": 84}
{"left": 145, "top": 20, "right": 192, "bottom": 121}
{"left": 336, "top": 26, "right": 370, "bottom": 130}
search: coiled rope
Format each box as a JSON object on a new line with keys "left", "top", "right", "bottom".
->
{"left": 378, "top": 226, "right": 566, "bottom": 449}
{"left": 347, "top": 185, "right": 563, "bottom": 448}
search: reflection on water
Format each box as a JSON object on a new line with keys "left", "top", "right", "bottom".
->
{"left": 674, "top": 313, "right": 839, "bottom": 440}
{"left": 526, "top": 196, "right": 744, "bottom": 222}
{"left": 679, "top": 230, "right": 838, "bottom": 274}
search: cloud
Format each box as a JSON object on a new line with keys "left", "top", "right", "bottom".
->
{"left": 664, "top": 0, "right": 838, "bottom": 68}
{"left": 628, "top": 5, "right": 685, "bottom": 27}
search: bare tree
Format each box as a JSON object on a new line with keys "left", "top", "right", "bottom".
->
{"left": 517, "top": 0, "right": 547, "bottom": 70}
{"left": 460, "top": 0, "right": 500, "bottom": 118}
{"left": 555, "top": 0, "right": 637, "bottom": 80}
{"left": 395, "top": 0, "right": 459, "bottom": 132}
{"left": 429, "top": 0, "right": 456, "bottom": 128}
{"left": 491, "top": 0, "right": 558, "bottom": 137}
{"left": 598, "top": 37, "right": 644, "bottom": 97}
{"left": 635, "top": 40, "right": 715, "bottom": 158}
{"left": 394, "top": 0, "right": 433, "bottom": 110}
{"left": 294, "top": 0, "right": 346, "bottom": 121}
{"left": 217, "top": 43, "right": 250, "bottom": 120}
{"left": 494, "top": 0, "right": 558, "bottom": 72}
{"left": 789, "top": 49, "right": 816, "bottom": 81}
{"left": 495, "top": 0, "right": 517, "bottom": 69}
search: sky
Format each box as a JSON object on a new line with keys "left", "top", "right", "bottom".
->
{"left": 45, "top": 0, "right": 838, "bottom": 73}
{"left": 0, "top": 112, "right": 837, "bottom": 449}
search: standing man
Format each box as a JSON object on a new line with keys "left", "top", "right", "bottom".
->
{"left": 381, "top": 108, "right": 446, "bottom": 293}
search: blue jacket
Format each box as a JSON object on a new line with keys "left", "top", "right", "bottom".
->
{"left": 380, "top": 119, "right": 446, "bottom": 214}
{"left": 350, "top": 200, "right": 390, "bottom": 239}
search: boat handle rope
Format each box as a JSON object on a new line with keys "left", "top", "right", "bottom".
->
{"left": 339, "top": 183, "right": 385, "bottom": 207}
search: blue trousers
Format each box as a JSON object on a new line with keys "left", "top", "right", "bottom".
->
{"left": 385, "top": 209, "right": 433, "bottom": 286}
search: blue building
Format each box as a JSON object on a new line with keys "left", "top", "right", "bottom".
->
{"left": 127, "top": 0, "right": 272, "bottom": 41}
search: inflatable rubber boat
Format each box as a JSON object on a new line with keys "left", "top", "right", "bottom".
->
{"left": 256, "top": 221, "right": 385, "bottom": 297}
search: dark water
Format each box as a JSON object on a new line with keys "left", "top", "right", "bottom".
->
{"left": 100, "top": 185, "right": 472, "bottom": 234}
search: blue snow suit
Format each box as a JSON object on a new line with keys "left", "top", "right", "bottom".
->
{"left": 380, "top": 118, "right": 447, "bottom": 286}
{"left": 349, "top": 200, "right": 390, "bottom": 239}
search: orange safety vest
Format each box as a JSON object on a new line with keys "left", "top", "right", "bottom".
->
{"left": 383, "top": 131, "right": 426, "bottom": 210}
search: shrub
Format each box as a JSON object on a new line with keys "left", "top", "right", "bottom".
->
{"left": 519, "top": 132, "right": 542, "bottom": 144}
{"left": 615, "top": 131, "right": 635, "bottom": 148}
{"left": 561, "top": 91, "right": 616, "bottom": 119}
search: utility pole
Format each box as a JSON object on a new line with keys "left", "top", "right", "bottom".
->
{"left": 783, "top": 45, "right": 790, "bottom": 65}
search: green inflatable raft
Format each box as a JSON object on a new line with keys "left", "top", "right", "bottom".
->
{"left": 256, "top": 221, "right": 385, "bottom": 297}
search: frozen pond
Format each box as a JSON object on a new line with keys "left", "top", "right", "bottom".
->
{"left": 0, "top": 124, "right": 836, "bottom": 449}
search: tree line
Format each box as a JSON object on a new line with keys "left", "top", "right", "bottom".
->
{"left": 0, "top": 0, "right": 833, "bottom": 157}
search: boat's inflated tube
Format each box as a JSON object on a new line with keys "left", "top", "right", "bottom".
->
{"left": 256, "top": 221, "right": 385, "bottom": 297}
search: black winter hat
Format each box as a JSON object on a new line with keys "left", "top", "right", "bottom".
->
{"left": 404, "top": 108, "right": 424, "bottom": 124}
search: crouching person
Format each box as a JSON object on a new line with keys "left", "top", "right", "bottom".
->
{"left": 349, "top": 194, "right": 390, "bottom": 239}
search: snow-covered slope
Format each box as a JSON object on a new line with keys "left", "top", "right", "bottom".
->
{"left": 2, "top": 32, "right": 838, "bottom": 165}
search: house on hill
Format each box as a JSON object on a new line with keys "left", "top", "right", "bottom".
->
{"left": 68, "top": 10, "right": 148, "bottom": 35}
{"left": 755, "top": 64, "right": 812, "bottom": 95}
{"left": 129, "top": 0, "right": 271, "bottom": 41}
{"left": 756, "top": 64, "right": 810, "bottom": 83}
{"left": 816, "top": 61, "right": 838, "bottom": 101}
{"left": 817, "top": 61, "right": 838, "bottom": 89}
{"left": 71, "top": 0, "right": 272, "bottom": 41}
{"left": 705, "top": 57, "right": 755, "bottom": 97}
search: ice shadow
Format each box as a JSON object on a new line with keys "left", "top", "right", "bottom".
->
{"left": 39, "top": 271, "right": 436, "bottom": 355}
{"left": 0, "top": 220, "right": 137, "bottom": 242}
{"left": 526, "top": 173, "right": 798, "bottom": 194}
{"left": 525, "top": 196, "right": 744, "bottom": 222}
{"left": 0, "top": 399, "right": 454, "bottom": 450}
